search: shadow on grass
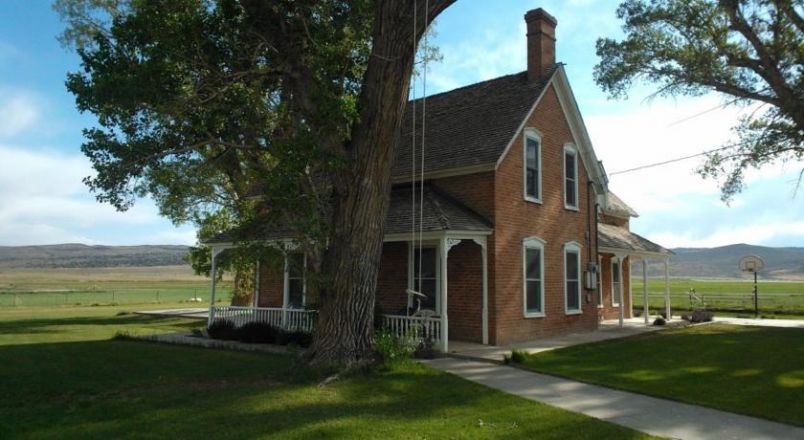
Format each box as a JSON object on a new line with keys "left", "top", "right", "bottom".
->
{"left": 0, "top": 314, "right": 197, "bottom": 335}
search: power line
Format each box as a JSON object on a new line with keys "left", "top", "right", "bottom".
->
{"left": 608, "top": 143, "right": 739, "bottom": 176}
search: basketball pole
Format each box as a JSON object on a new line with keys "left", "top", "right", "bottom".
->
{"left": 753, "top": 271, "right": 758, "bottom": 318}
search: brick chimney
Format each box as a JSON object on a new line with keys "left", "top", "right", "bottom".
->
{"left": 525, "top": 8, "right": 557, "bottom": 82}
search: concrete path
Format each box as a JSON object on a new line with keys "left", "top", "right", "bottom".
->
{"left": 714, "top": 316, "right": 804, "bottom": 328}
{"left": 423, "top": 357, "right": 804, "bottom": 440}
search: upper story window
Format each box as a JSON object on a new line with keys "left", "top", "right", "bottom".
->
{"left": 523, "top": 129, "right": 542, "bottom": 202}
{"left": 285, "top": 253, "right": 306, "bottom": 308}
{"left": 564, "top": 144, "right": 579, "bottom": 210}
{"left": 564, "top": 242, "right": 582, "bottom": 314}
{"left": 522, "top": 237, "right": 545, "bottom": 317}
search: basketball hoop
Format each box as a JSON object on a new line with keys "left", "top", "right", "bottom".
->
{"left": 739, "top": 255, "right": 764, "bottom": 273}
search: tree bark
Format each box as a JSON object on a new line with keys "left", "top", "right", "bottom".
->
{"left": 305, "top": 0, "right": 455, "bottom": 366}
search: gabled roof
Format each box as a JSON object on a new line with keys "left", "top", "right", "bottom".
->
{"left": 205, "top": 184, "right": 491, "bottom": 245}
{"left": 604, "top": 191, "right": 639, "bottom": 218}
{"left": 598, "top": 224, "right": 672, "bottom": 256}
{"left": 392, "top": 67, "right": 557, "bottom": 179}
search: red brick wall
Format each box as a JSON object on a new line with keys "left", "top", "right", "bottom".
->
{"left": 433, "top": 172, "right": 495, "bottom": 222}
{"left": 446, "top": 240, "right": 483, "bottom": 342}
{"left": 599, "top": 254, "right": 632, "bottom": 320}
{"left": 491, "top": 84, "right": 599, "bottom": 345}
{"left": 257, "top": 256, "right": 284, "bottom": 308}
{"left": 376, "top": 242, "right": 409, "bottom": 315}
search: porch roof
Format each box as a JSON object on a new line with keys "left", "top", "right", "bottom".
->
{"left": 205, "top": 185, "right": 491, "bottom": 245}
{"left": 598, "top": 223, "right": 672, "bottom": 257}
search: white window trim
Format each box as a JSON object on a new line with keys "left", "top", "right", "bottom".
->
{"left": 283, "top": 253, "right": 307, "bottom": 309}
{"left": 522, "top": 237, "right": 546, "bottom": 318}
{"left": 563, "top": 143, "right": 579, "bottom": 211}
{"left": 611, "top": 257, "right": 621, "bottom": 307}
{"left": 564, "top": 241, "right": 583, "bottom": 315}
{"left": 523, "top": 128, "right": 543, "bottom": 204}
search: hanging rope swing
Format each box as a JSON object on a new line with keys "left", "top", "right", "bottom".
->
{"left": 406, "top": 0, "right": 431, "bottom": 317}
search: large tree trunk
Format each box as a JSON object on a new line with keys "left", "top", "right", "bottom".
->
{"left": 306, "top": 0, "right": 455, "bottom": 366}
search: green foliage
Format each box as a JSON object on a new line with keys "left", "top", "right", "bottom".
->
{"left": 373, "top": 329, "right": 418, "bottom": 364}
{"left": 596, "top": 0, "right": 804, "bottom": 200}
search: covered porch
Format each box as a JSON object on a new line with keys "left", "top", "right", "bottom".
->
{"left": 598, "top": 223, "right": 674, "bottom": 327}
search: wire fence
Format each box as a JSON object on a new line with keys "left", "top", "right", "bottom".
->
{"left": 0, "top": 287, "right": 234, "bottom": 308}
{"left": 632, "top": 291, "right": 804, "bottom": 315}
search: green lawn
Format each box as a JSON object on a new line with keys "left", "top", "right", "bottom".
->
{"left": 517, "top": 324, "right": 804, "bottom": 426}
{"left": 0, "top": 306, "right": 657, "bottom": 439}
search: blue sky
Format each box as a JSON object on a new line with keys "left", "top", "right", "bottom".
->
{"left": 1, "top": 0, "right": 802, "bottom": 248}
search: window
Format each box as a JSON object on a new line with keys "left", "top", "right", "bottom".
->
{"left": 612, "top": 258, "right": 621, "bottom": 307}
{"left": 413, "top": 247, "right": 439, "bottom": 312}
{"left": 522, "top": 238, "right": 545, "bottom": 317}
{"left": 286, "top": 253, "right": 305, "bottom": 308}
{"left": 564, "top": 144, "right": 578, "bottom": 209}
{"left": 524, "top": 130, "right": 542, "bottom": 202}
{"left": 564, "top": 242, "right": 582, "bottom": 314}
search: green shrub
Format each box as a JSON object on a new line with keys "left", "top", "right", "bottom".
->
{"left": 207, "top": 319, "right": 238, "bottom": 340}
{"left": 653, "top": 317, "right": 667, "bottom": 326}
{"left": 374, "top": 329, "right": 417, "bottom": 364}
{"left": 414, "top": 337, "right": 437, "bottom": 359}
{"left": 237, "top": 322, "right": 280, "bottom": 344}
{"left": 510, "top": 349, "right": 528, "bottom": 364}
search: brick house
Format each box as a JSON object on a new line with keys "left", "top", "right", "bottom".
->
{"left": 205, "top": 8, "right": 672, "bottom": 351}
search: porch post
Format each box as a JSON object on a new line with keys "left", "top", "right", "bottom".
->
{"left": 208, "top": 247, "right": 220, "bottom": 327}
{"left": 472, "top": 237, "right": 489, "bottom": 345}
{"left": 439, "top": 237, "right": 449, "bottom": 352}
{"left": 642, "top": 257, "right": 649, "bottom": 325}
{"left": 253, "top": 260, "right": 260, "bottom": 308}
{"left": 664, "top": 257, "right": 671, "bottom": 320}
{"left": 282, "top": 252, "right": 289, "bottom": 328}
{"left": 616, "top": 253, "right": 625, "bottom": 328}
{"left": 627, "top": 257, "right": 634, "bottom": 319}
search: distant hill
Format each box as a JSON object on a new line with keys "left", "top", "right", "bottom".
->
{"left": 0, "top": 244, "right": 190, "bottom": 269}
{"left": 656, "top": 244, "right": 804, "bottom": 280}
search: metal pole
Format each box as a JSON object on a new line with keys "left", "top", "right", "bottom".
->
{"left": 754, "top": 271, "right": 758, "bottom": 317}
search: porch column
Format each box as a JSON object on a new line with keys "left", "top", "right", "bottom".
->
{"left": 642, "top": 257, "right": 649, "bottom": 325}
{"left": 282, "top": 252, "right": 289, "bottom": 328}
{"left": 253, "top": 260, "right": 260, "bottom": 308}
{"left": 208, "top": 247, "right": 220, "bottom": 327}
{"left": 439, "top": 237, "right": 449, "bottom": 352}
{"left": 664, "top": 257, "right": 671, "bottom": 320}
{"left": 615, "top": 253, "right": 626, "bottom": 328}
{"left": 627, "top": 257, "right": 634, "bottom": 319}
{"left": 472, "top": 237, "right": 489, "bottom": 345}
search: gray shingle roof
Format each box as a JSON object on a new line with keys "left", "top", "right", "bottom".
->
{"left": 205, "top": 184, "right": 491, "bottom": 244}
{"left": 598, "top": 223, "right": 672, "bottom": 255}
{"left": 604, "top": 191, "right": 638, "bottom": 218}
{"left": 392, "top": 67, "right": 558, "bottom": 179}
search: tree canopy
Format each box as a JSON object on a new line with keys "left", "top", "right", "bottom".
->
{"left": 595, "top": 0, "right": 803, "bottom": 200}
{"left": 58, "top": 0, "right": 455, "bottom": 365}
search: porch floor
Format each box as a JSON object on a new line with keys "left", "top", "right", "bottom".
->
{"left": 447, "top": 318, "right": 675, "bottom": 363}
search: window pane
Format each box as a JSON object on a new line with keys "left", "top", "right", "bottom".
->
{"left": 567, "top": 281, "right": 580, "bottom": 309}
{"left": 526, "top": 169, "right": 536, "bottom": 196}
{"left": 565, "top": 152, "right": 576, "bottom": 179}
{"left": 566, "top": 251, "right": 579, "bottom": 280}
{"left": 526, "top": 248, "right": 541, "bottom": 280}
{"left": 565, "top": 179, "right": 576, "bottom": 206}
{"left": 417, "top": 279, "right": 437, "bottom": 310}
{"left": 526, "top": 280, "right": 542, "bottom": 312}
{"left": 612, "top": 262, "right": 620, "bottom": 282}
{"left": 288, "top": 279, "right": 304, "bottom": 308}
{"left": 415, "top": 248, "right": 436, "bottom": 278}
{"left": 288, "top": 253, "right": 304, "bottom": 278}
{"left": 526, "top": 138, "right": 539, "bottom": 197}
{"left": 613, "top": 282, "right": 621, "bottom": 304}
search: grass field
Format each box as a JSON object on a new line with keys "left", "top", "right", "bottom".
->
{"left": 0, "top": 306, "right": 657, "bottom": 439}
{"left": 0, "top": 266, "right": 233, "bottom": 307}
{"left": 517, "top": 324, "right": 804, "bottom": 427}
{"left": 630, "top": 278, "right": 804, "bottom": 316}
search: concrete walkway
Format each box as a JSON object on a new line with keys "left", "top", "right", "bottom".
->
{"left": 424, "top": 357, "right": 804, "bottom": 440}
{"left": 714, "top": 316, "right": 804, "bottom": 328}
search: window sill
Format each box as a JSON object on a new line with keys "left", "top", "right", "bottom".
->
{"left": 524, "top": 196, "right": 543, "bottom": 204}
{"left": 565, "top": 309, "right": 582, "bottom": 315}
{"left": 524, "top": 312, "right": 545, "bottom": 319}
{"left": 597, "top": 304, "right": 603, "bottom": 309}
{"left": 612, "top": 304, "right": 620, "bottom": 308}
{"left": 564, "top": 204, "right": 579, "bottom": 211}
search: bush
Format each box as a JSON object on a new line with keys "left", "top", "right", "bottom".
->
{"left": 237, "top": 322, "right": 280, "bottom": 344}
{"left": 683, "top": 309, "right": 714, "bottom": 323}
{"left": 414, "top": 337, "right": 437, "bottom": 359}
{"left": 653, "top": 317, "right": 666, "bottom": 326}
{"left": 510, "top": 349, "right": 528, "bottom": 364}
{"left": 277, "top": 330, "right": 313, "bottom": 348}
{"left": 207, "top": 319, "right": 238, "bottom": 340}
{"left": 374, "top": 329, "right": 417, "bottom": 364}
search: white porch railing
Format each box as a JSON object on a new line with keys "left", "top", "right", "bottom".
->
{"left": 381, "top": 314, "right": 442, "bottom": 347}
{"left": 211, "top": 306, "right": 316, "bottom": 332}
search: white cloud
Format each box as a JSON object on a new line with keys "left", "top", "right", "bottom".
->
{"left": 651, "top": 221, "right": 804, "bottom": 249}
{"left": 0, "top": 91, "right": 40, "bottom": 138}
